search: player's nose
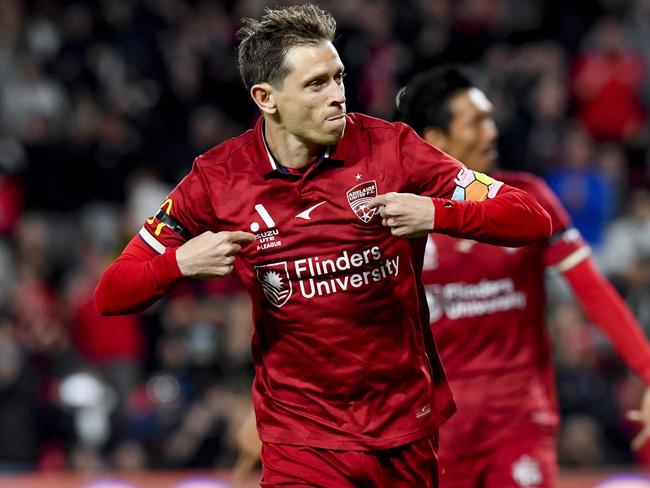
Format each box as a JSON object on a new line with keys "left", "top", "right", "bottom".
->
{"left": 329, "top": 80, "right": 346, "bottom": 105}
{"left": 484, "top": 118, "right": 498, "bottom": 143}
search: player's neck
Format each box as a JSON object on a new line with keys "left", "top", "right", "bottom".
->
{"left": 263, "top": 121, "right": 322, "bottom": 170}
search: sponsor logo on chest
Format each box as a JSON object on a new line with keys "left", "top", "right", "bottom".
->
{"left": 254, "top": 245, "right": 401, "bottom": 307}
{"left": 256, "top": 262, "right": 292, "bottom": 307}
{"left": 249, "top": 203, "right": 283, "bottom": 251}
{"left": 425, "top": 278, "right": 528, "bottom": 321}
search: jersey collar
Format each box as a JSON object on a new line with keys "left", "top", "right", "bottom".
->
{"left": 253, "top": 116, "right": 347, "bottom": 177}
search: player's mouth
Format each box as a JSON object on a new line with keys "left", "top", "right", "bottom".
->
{"left": 326, "top": 112, "right": 346, "bottom": 122}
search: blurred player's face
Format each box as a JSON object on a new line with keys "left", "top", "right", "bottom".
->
{"left": 426, "top": 88, "right": 498, "bottom": 174}
{"left": 273, "top": 41, "right": 347, "bottom": 146}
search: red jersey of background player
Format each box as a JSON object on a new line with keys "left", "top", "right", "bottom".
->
{"left": 95, "top": 113, "right": 551, "bottom": 451}
{"left": 423, "top": 170, "right": 650, "bottom": 455}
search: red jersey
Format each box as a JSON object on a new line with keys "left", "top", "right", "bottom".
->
{"left": 423, "top": 172, "right": 577, "bottom": 376}
{"left": 422, "top": 170, "right": 650, "bottom": 455}
{"left": 95, "top": 115, "right": 551, "bottom": 450}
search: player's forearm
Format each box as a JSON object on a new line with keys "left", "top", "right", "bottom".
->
{"left": 565, "top": 257, "right": 650, "bottom": 385}
{"left": 94, "top": 236, "right": 183, "bottom": 315}
{"left": 432, "top": 185, "right": 552, "bottom": 246}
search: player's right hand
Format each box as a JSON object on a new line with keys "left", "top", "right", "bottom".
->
{"left": 175, "top": 231, "right": 255, "bottom": 279}
{"left": 367, "top": 192, "right": 434, "bottom": 238}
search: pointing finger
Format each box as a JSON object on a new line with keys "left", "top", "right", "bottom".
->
{"left": 377, "top": 205, "right": 390, "bottom": 218}
{"left": 225, "top": 243, "right": 242, "bottom": 256}
{"left": 225, "top": 231, "right": 257, "bottom": 244}
{"left": 367, "top": 195, "right": 389, "bottom": 210}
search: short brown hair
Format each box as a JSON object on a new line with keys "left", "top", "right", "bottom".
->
{"left": 237, "top": 4, "right": 336, "bottom": 90}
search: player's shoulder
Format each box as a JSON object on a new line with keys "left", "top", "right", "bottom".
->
{"left": 345, "top": 113, "right": 418, "bottom": 155}
{"left": 494, "top": 169, "right": 570, "bottom": 228}
{"left": 194, "top": 127, "right": 257, "bottom": 170}
{"left": 493, "top": 170, "right": 554, "bottom": 201}
{"left": 347, "top": 112, "right": 402, "bottom": 134}
{"left": 493, "top": 169, "right": 545, "bottom": 190}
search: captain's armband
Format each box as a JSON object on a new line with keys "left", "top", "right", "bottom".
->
{"left": 451, "top": 168, "right": 503, "bottom": 202}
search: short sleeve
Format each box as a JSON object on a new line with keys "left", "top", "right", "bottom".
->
{"left": 139, "top": 157, "right": 213, "bottom": 254}
{"left": 395, "top": 123, "right": 505, "bottom": 201}
{"left": 514, "top": 174, "right": 590, "bottom": 273}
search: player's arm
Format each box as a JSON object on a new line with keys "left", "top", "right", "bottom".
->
{"left": 553, "top": 254, "right": 650, "bottom": 385}
{"left": 540, "top": 176, "right": 650, "bottom": 385}
{"left": 94, "top": 158, "right": 254, "bottom": 316}
{"left": 94, "top": 230, "right": 254, "bottom": 315}
{"left": 367, "top": 124, "right": 551, "bottom": 245}
{"left": 95, "top": 236, "right": 182, "bottom": 315}
{"left": 550, "top": 237, "right": 650, "bottom": 449}
{"left": 368, "top": 184, "right": 550, "bottom": 245}
{"left": 538, "top": 177, "right": 650, "bottom": 448}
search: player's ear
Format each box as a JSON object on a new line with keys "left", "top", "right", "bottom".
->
{"left": 422, "top": 127, "right": 448, "bottom": 151}
{"left": 250, "top": 83, "right": 277, "bottom": 115}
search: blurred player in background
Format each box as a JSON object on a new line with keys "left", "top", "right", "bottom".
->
{"left": 398, "top": 65, "right": 650, "bottom": 488}
{"left": 94, "top": 5, "right": 553, "bottom": 487}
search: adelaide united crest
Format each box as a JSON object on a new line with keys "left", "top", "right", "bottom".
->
{"left": 346, "top": 180, "right": 378, "bottom": 223}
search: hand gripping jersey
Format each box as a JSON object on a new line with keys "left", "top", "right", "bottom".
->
{"left": 95, "top": 115, "right": 551, "bottom": 450}
{"left": 422, "top": 170, "right": 650, "bottom": 455}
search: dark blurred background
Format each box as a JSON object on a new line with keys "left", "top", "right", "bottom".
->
{"left": 0, "top": 0, "right": 649, "bottom": 476}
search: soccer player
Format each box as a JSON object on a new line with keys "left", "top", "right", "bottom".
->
{"left": 398, "top": 65, "right": 650, "bottom": 488}
{"left": 94, "top": 6, "right": 551, "bottom": 486}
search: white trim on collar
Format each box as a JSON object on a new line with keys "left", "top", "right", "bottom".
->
{"left": 261, "top": 131, "right": 278, "bottom": 170}
{"left": 261, "top": 127, "right": 330, "bottom": 170}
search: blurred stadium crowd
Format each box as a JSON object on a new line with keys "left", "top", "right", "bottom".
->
{"left": 0, "top": 0, "right": 650, "bottom": 476}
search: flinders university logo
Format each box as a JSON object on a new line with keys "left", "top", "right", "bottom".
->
{"left": 346, "top": 180, "right": 378, "bottom": 223}
{"left": 256, "top": 262, "right": 292, "bottom": 307}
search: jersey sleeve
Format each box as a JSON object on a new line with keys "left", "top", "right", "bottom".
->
{"left": 394, "top": 123, "right": 551, "bottom": 246}
{"left": 139, "top": 156, "right": 214, "bottom": 255}
{"left": 521, "top": 176, "right": 650, "bottom": 383}
{"left": 564, "top": 257, "right": 650, "bottom": 384}
{"left": 394, "top": 122, "right": 468, "bottom": 198}
{"left": 518, "top": 176, "right": 592, "bottom": 273}
{"left": 95, "top": 158, "right": 214, "bottom": 315}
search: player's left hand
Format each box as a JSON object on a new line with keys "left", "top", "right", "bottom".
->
{"left": 367, "top": 192, "right": 434, "bottom": 238}
{"left": 626, "top": 386, "right": 650, "bottom": 450}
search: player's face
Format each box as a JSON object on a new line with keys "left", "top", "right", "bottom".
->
{"left": 444, "top": 88, "right": 498, "bottom": 174}
{"left": 274, "top": 41, "right": 347, "bottom": 146}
